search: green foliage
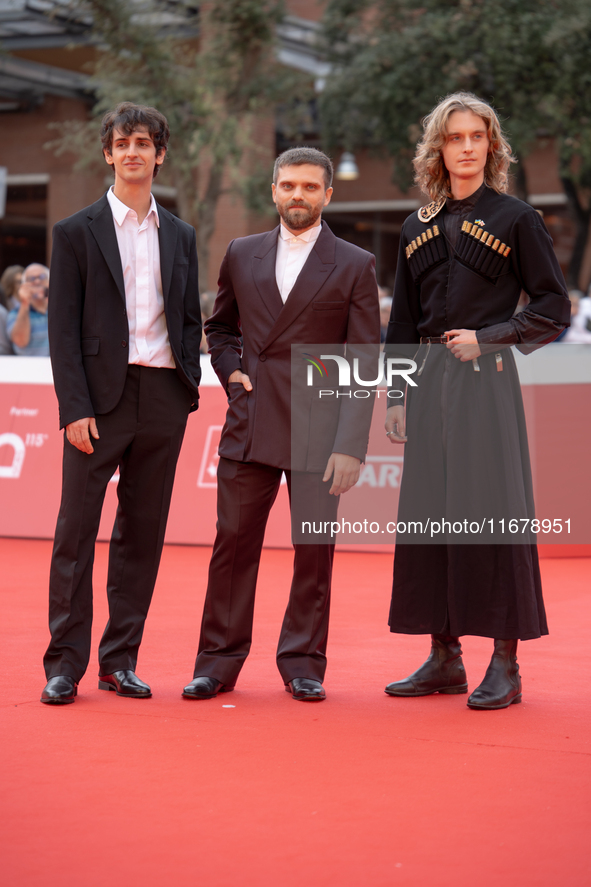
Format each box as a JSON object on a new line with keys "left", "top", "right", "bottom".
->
{"left": 319, "top": 0, "right": 587, "bottom": 187}
{"left": 544, "top": 4, "right": 591, "bottom": 188}
{"left": 49, "top": 0, "right": 310, "bottom": 285}
{"left": 319, "top": 0, "right": 591, "bottom": 282}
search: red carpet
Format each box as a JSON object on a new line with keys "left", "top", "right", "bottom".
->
{"left": 1, "top": 538, "right": 590, "bottom": 886}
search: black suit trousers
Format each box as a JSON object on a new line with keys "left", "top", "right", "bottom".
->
{"left": 194, "top": 458, "right": 339, "bottom": 685}
{"left": 44, "top": 365, "right": 191, "bottom": 681}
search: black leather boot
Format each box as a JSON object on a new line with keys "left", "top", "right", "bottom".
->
{"left": 385, "top": 634, "right": 468, "bottom": 696}
{"left": 467, "top": 639, "right": 522, "bottom": 710}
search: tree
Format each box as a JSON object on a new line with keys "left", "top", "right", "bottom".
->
{"left": 545, "top": 5, "right": 591, "bottom": 287}
{"left": 319, "top": 0, "right": 591, "bottom": 286}
{"left": 51, "top": 0, "right": 309, "bottom": 289}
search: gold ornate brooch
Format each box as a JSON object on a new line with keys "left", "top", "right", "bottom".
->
{"left": 418, "top": 198, "right": 445, "bottom": 223}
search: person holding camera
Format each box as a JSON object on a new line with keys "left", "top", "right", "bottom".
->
{"left": 6, "top": 263, "right": 50, "bottom": 356}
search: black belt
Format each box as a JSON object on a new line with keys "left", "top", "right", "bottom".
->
{"left": 420, "top": 335, "right": 450, "bottom": 344}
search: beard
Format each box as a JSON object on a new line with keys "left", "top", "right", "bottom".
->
{"left": 278, "top": 200, "right": 322, "bottom": 230}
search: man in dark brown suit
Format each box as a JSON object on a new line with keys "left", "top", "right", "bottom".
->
{"left": 183, "top": 148, "right": 380, "bottom": 701}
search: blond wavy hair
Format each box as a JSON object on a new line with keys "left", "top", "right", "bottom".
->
{"left": 414, "top": 93, "right": 515, "bottom": 200}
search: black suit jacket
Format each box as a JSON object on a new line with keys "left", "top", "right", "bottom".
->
{"left": 48, "top": 193, "right": 201, "bottom": 429}
{"left": 205, "top": 222, "right": 380, "bottom": 471}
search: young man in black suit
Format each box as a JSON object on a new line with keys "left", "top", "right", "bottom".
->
{"left": 41, "top": 102, "right": 202, "bottom": 704}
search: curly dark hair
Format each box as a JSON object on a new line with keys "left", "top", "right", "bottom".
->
{"left": 100, "top": 102, "right": 170, "bottom": 179}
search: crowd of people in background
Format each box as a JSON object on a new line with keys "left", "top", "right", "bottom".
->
{"left": 378, "top": 285, "right": 393, "bottom": 343}
{"left": 0, "top": 263, "right": 50, "bottom": 356}
{"left": 0, "top": 273, "right": 217, "bottom": 359}
{"left": 1, "top": 262, "right": 589, "bottom": 357}
{"left": 0, "top": 271, "right": 399, "bottom": 358}
{"left": 0, "top": 265, "right": 23, "bottom": 354}
{"left": 561, "top": 288, "right": 591, "bottom": 343}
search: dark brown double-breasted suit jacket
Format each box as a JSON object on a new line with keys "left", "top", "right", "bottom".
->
{"left": 205, "top": 222, "right": 380, "bottom": 470}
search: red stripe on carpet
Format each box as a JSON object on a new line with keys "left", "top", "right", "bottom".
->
{"left": 1, "top": 539, "right": 590, "bottom": 886}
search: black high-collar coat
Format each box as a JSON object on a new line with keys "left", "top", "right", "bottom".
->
{"left": 387, "top": 187, "right": 570, "bottom": 348}
{"left": 385, "top": 189, "right": 570, "bottom": 641}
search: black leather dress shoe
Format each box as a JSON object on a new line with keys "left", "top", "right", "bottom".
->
{"left": 41, "top": 675, "right": 77, "bottom": 705}
{"left": 182, "top": 676, "right": 233, "bottom": 699}
{"left": 286, "top": 678, "right": 326, "bottom": 701}
{"left": 98, "top": 670, "right": 152, "bottom": 698}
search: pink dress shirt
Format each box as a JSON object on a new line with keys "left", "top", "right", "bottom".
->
{"left": 275, "top": 221, "right": 322, "bottom": 302}
{"left": 107, "top": 187, "right": 175, "bottom": 368}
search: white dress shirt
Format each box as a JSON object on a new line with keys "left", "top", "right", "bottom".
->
{"left": 107, "top": 187, "right": 175, "bottom": 368}
{"left": 275, "top": 222, "right": 322, "bottom": 302}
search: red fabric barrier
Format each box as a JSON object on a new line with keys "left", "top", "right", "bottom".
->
{"left": 0, "top": 382, "right": 292, "bottom": 546}
{"left": 1, "top": 371, "right": 589, "bottom": 555}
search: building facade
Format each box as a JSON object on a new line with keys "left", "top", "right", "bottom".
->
{"left": 0, "top": 0, "right": 587, "bottom": 292}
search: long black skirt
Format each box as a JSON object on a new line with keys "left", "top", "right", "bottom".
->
{"left": 389, "top": 345, "right": 548, "bottom": 640}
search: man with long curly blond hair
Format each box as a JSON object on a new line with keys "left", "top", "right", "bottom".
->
{"left": 413, "top": 92, "right": 515, "bottom": 200}
{"left": 383, "top": 93, "right": 570, "bottom": 710}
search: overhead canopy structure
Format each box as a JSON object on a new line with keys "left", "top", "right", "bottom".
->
{"left": 0, "top": 1, "right": 326, "bottom": 112}
{"left": 0, "top": 52, "right": 91, "bottom": 108}
{"left": 0, "top": 0, "right": 201, "bottom": 49}
{"left": 0, "top": 0, "right": 201, "bottom": 110}
{"left": 0, "top": 0, "right": 91, "bottom": 51}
